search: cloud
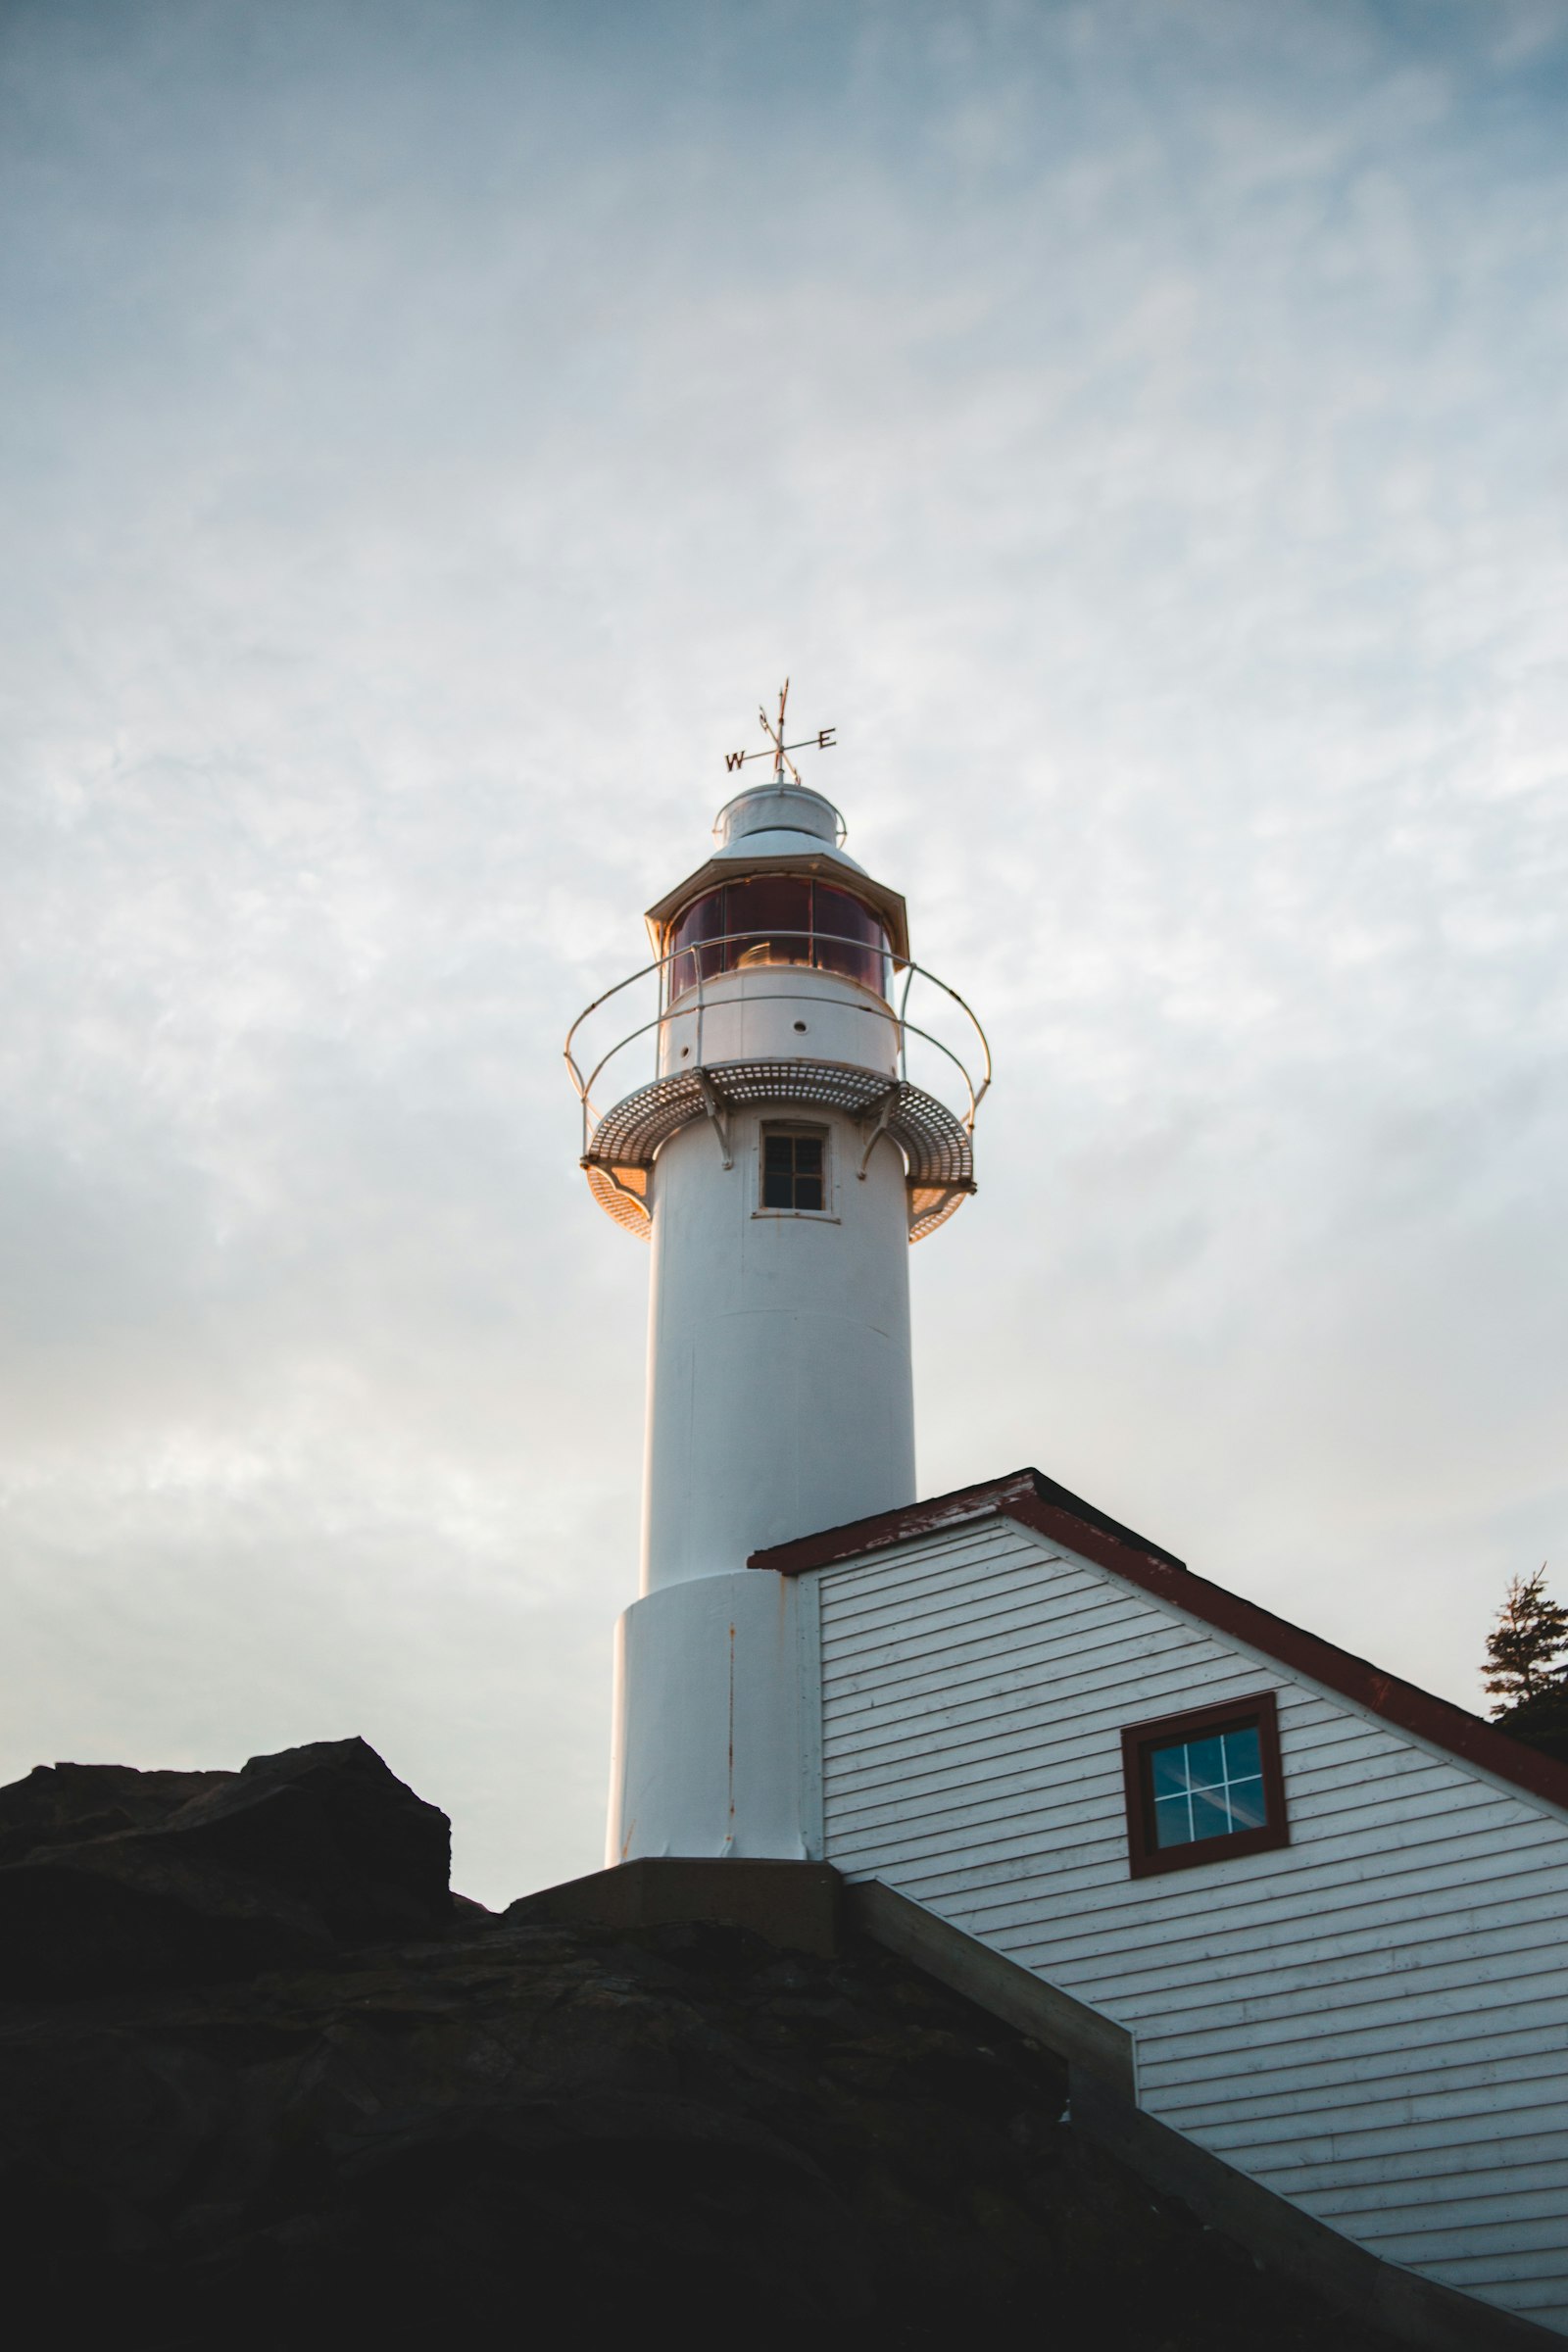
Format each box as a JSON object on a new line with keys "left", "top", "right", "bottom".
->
{"left": 1, "top": 0, "right": 1565, "bottom": 1898}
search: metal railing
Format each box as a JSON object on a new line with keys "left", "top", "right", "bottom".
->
{"left": 564, "top": 928, "right": 991, "bottom": 1162}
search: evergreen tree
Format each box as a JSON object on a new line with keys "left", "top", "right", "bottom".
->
{"left": 1484, "top": 1566, "right": 1568, "bottom": 1718}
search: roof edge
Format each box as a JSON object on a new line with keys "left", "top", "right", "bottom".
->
{"left": 749, "top": 1467, "right": 1568, "bottom": 1821}
{"left": 747, "top": 1467, "right": 1185, "bottom": 1579}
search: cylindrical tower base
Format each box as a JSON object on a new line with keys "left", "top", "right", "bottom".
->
{"left": 607, "top": 1571, "right": 810, "bottom": 1863}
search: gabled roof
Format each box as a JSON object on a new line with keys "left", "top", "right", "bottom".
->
{"left": 749, "top": 1466, "right": 1568, "bottom": 1818}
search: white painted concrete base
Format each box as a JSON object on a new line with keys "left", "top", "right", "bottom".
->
{"left": 606, "top": 1571, "right": 812, "bottom": 1863}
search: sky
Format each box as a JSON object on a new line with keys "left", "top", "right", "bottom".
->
{"left": 2, "top": 0, "right": 1565, "bottom": 1906}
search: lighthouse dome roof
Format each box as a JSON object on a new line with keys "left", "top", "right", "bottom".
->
{"left": 711, "top": 782, "right": 866, "bottom": 874}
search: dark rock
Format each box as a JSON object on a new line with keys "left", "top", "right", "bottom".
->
{"left": 0, "top": 1904, "right": 1411, "bottom": 2352}
{"left": 0, "top": 1761, "right": 232, "bottom": 1865}
{"left": 0, "top": 1848, "right": 335, "bottom": 1998}
{"left": 0, "top": 1739, "right": 451, "bottom": 1998}
{"left": 0, "top": 1749, "right": 1468, "bottom": 2349}
{"left": 152, "top": 1738, "right": 452, "bottom": 1937}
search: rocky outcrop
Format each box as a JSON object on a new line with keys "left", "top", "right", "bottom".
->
{"left": 0, "top": 1738, "right": 451, "bottom": 1995}
{"left": 0, "top": 1741, "right": 1418, "bottom": 2350}
{"left": 0, "top": 1760, "right": 234, "bottom": 1862}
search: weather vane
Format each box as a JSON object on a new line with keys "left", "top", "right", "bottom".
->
{"left": 723, "top": 678, "right": 836, "bottom": 783}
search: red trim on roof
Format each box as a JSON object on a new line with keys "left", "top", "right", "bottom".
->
{"left": 748, "top": 1468, "right": 1187, "bottom": 1580}
{"left": 749, "top": 1466, "right": 1568, "bottom": 1819}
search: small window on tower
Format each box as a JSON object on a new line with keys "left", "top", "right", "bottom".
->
{"left": 760, "top": 1126, "right": 827, "bottom": 1213}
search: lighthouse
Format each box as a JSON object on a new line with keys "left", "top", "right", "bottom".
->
{"left": 566, "top": 690, "right": 988, "bottom": 1861}
{"left": 553, "top": 706, "right": 1568, "bottom": 2336}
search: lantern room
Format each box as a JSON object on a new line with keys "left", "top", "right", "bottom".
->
{"left": 665, "top": 875, "right": 890, "bottom": 1001}
{"left": 564, "top": 772, "right": 987, "bottom": 1245}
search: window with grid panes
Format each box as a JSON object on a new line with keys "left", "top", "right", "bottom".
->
{"left": 760, "top": 1127, "right": 826, "bottom": 1212}
{"left": 1120, "top": 1691, "right": 1288, "bottom": 1878}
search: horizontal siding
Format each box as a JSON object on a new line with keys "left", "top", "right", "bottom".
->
{"left": 825, "top": 1704, "right": 1447, "bottom": 1826}
{"left": 941, "top": 1815, "right": 1568, "bottom": 1935}
{"left": 815, "top": 1517, "right": 1568, "bottom": 2335}
{"left": 1188, "top": 2038, "right": 1568, "bottom": 2124}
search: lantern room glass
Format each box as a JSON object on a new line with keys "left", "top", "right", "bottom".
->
{"left": 667, "top": 880, "right": 890, "bottom": 1003}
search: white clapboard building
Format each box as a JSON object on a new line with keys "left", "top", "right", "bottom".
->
{"left": 758, "top": 1471, "right": 1568, "bottom": 2338}
{"left": 565, "top": 719, "right": 1568, "bottom": 2341}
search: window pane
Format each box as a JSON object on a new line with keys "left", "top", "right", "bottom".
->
{"left": 1189, "top": 1788, "right": 1232, "bottom": 1841}
{"left": 812, "top": 885, "right": 888, "bottom": 995}
{"left": 1182, "top": 1735, "right": 1228, "bottom": 1793}
{"left": 1153, "top": 1793, "right": 1195, "bottom": 1847}
{"left": 1145, "top": 1719, "right": 1271, "bottom": 1855}
{"left": 725, "top": 876, "right": 812, "bottom": 969}
{"left": 1226, "top": 1775, "right": 1267, "bottom": 1831}
{"left": 669, "top": 887, "right": 727, "bottom": 1000}
{"left": 761, "top": 1128, "right": 827, "bottom": 1212}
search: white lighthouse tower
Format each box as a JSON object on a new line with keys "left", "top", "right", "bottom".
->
{"left": 566, "top": 689, "right": 988, "bottom": 1863}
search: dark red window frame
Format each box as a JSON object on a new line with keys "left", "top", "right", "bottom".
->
{"left": 1120, "top": 1690, "right": 1289, "bottom": 1880}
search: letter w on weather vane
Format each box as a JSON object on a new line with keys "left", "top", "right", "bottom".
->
{"left": 724, "top": 678, "right": 836, "bottom": 783}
